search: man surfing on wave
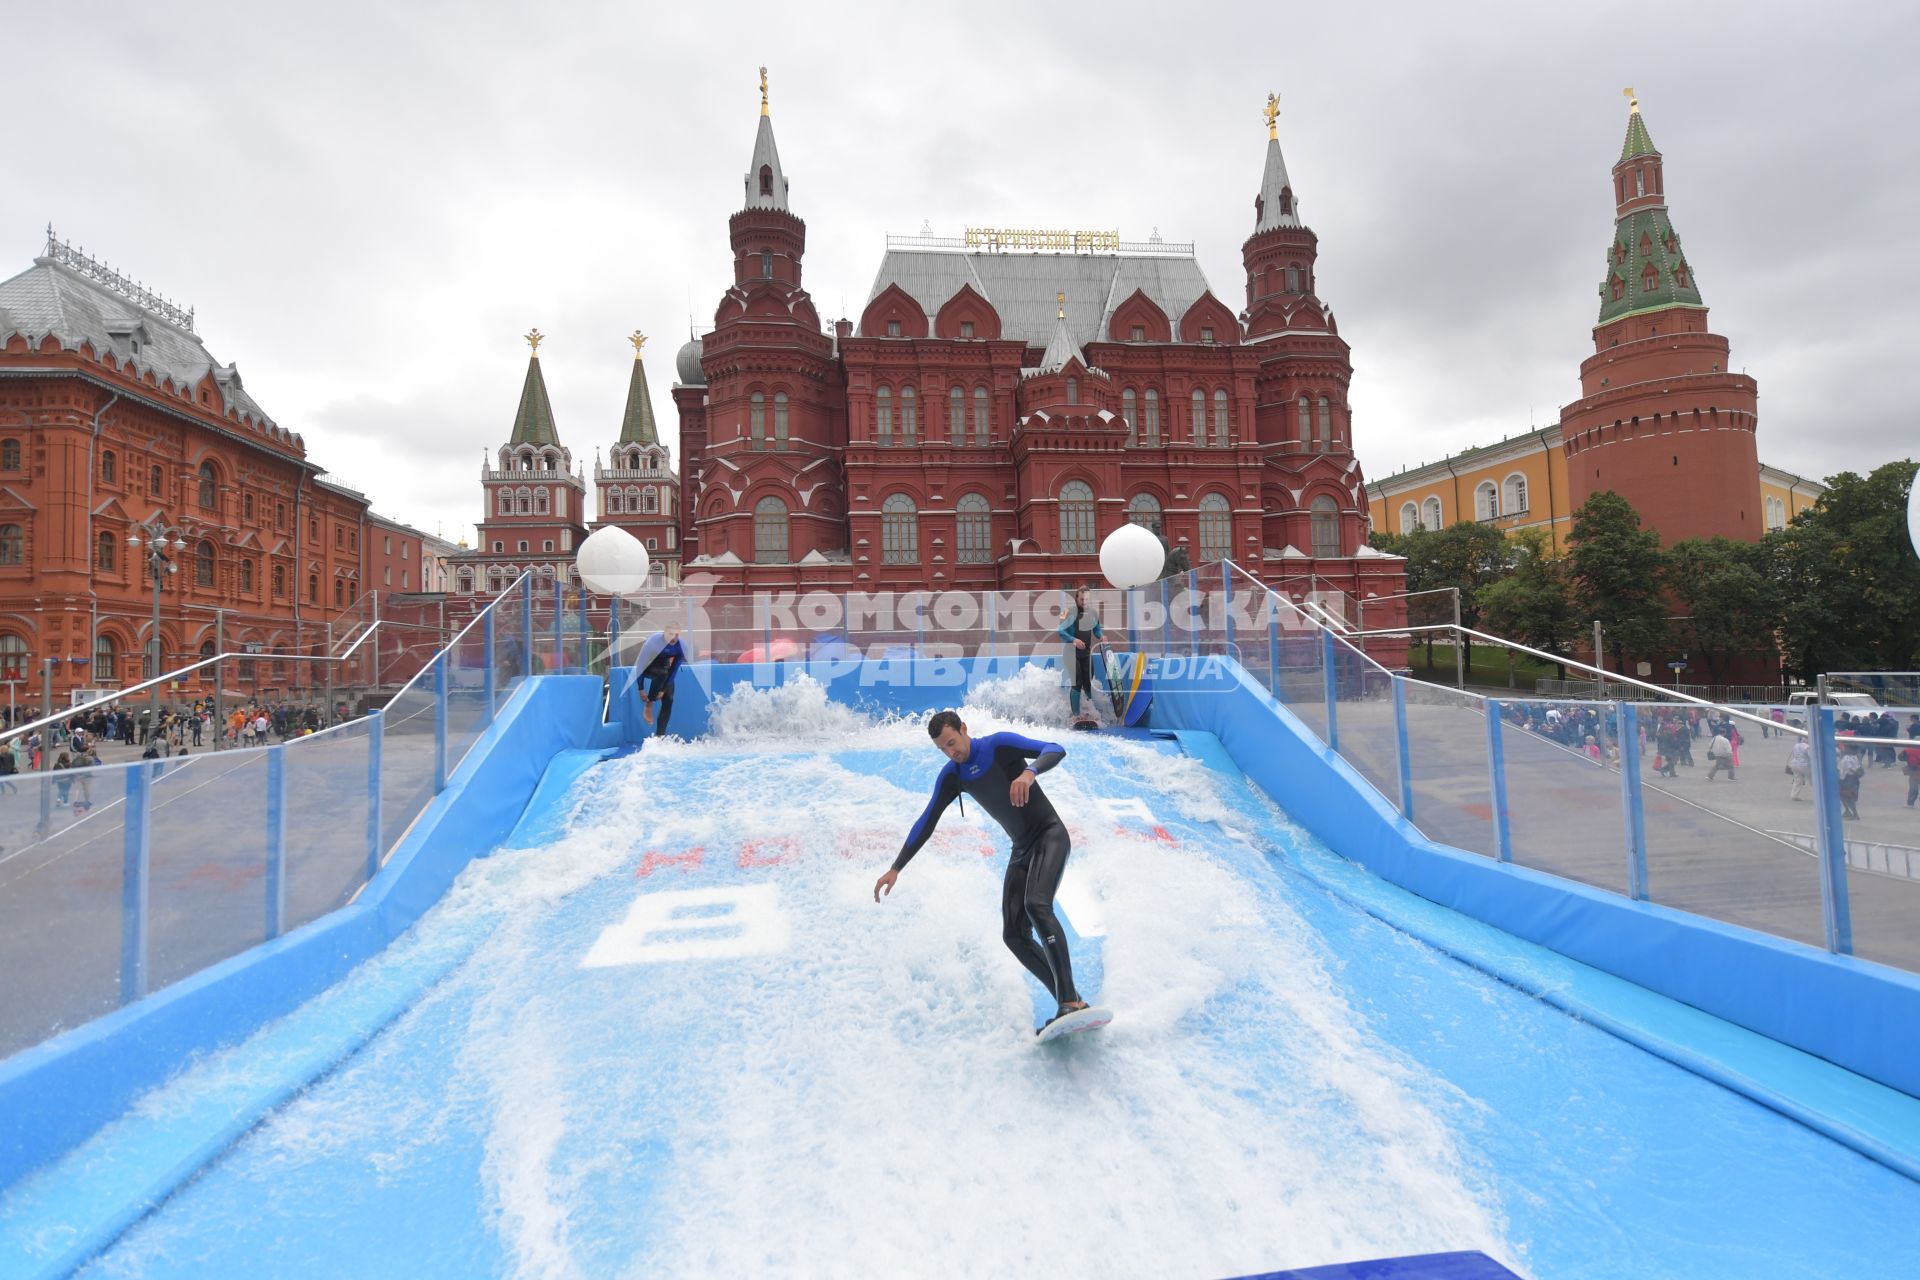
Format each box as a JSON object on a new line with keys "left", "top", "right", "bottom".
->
{"left": 874, "top": 710, "right": 1104, "bottom": 1038}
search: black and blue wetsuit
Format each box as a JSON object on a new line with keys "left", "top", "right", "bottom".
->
{"left": 641, "top": 638, "right": 686, "bottom": 735}
{"left": 894, "top": 732, "right": 1081, "bottom": 1009}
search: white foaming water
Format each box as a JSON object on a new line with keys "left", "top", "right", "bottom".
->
{"left": 464, "top": 682, "right": 1513, "bottom": 1278}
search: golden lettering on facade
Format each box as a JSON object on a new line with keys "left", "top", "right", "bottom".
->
{"left": 961, "top": 227, "right": 1122, "bottom": 254}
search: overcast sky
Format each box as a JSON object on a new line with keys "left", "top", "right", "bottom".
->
{"left": 6, "top": 0, "right": 1915, "bottom": 544}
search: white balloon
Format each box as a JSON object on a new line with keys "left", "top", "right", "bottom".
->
{"left": 575, "top": 526, "right": 651, "bottom": 596}
{"left": 1099, "top": 522, "right": 1165, "bottom": 590}
{"left": 1909, "top": 465, "right": 1920, "bottom": 563}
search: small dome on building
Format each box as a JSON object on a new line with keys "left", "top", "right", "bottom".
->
{"left": 676, "top": 338, "right": 706, "bottom": 385}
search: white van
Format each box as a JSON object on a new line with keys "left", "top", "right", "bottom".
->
{"left": 1785, "top": 689, "right": 1880, "bottom": 727}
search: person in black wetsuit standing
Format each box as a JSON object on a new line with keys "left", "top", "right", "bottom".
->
{"left": 873, "top": 710, "right": 1089, "bottom": 1033}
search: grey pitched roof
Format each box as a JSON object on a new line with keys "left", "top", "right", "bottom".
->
{"left": 1036, "top": 308, "right": 1081, "bottom": 373}
{"left": 743, "top": 114, "right": 790, "bottom": 211}
{"left": 864, "top": 249, "right": 1214, "bottom": 347}
{"left": 0, "top": 255, "right": 277, "bottom": 427}
{"left": 1254, "top": 136, "right": 1301, "bottom": 232}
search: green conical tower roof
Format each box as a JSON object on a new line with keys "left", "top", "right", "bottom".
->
{"left": 508, "top": 333, "right": 560, "bottom": 447}
{"left": 1620, "top": 96, "right": 1657, "bottom": 162}
{"left": 618, "top": 332, "right": 659, "bottom": 445}
{"left": 1597, "top": 207, "right": 1703, "bottom": 325}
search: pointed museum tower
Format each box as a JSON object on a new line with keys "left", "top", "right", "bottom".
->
{"left": 595, "top": 331, "right": 680, "bottom": 586}
{"left": 1559, "top": 91, "right": 1761, "bottom": 544}
{"left": 680, "top": 69, "right": 844, "bottom": 584}
{"left": 1240, "top": 94, "right": 1369, "bottom": 561}
{"left": 474, "top": 330, "right": 589, "bottom": 593}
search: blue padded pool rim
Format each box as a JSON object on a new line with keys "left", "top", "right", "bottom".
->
{"left": 1228, "top": 1251, "right": 1522, "bottom": 1279}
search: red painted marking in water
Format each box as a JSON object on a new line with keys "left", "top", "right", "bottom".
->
{"left": 738, "top": 836, "right": 796, "bottom": 868}
{"left": 1150, "top": 825, "right": 1178, "bottom": 845}
{"left": 635, "top": 847, "right": 704, "bottom": 877}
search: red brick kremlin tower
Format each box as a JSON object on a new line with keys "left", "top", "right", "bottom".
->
{"left": 1559, "top": 90, "right": 1762, "bottom": 544}
{"left": 592, "top": 332, "right": 681, "bottom": 588}
{"left": 469, "top": 331, "right": 589, "bottom": 595}
{"left": 666, "top": 75, "right": 1399, "bottom": 609}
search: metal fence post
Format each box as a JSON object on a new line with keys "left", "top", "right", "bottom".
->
{"left": 120, "top": 759, "right": 154, "bottom": 1004}
{"left": 1321, "top": 629, "right": 1340, "bottom": 752}
{"left": 1267, "top": 592, "right": 1280, "bottom": 699}
{"left": 1619, "top": 703, "right": 1649, "bottom": 901}
{"left": 1485, "top": 697, "right": 1513, "bottom": 863}
{"left": 916, "top": 590, "right": 926, "bottom": 654}
{"left": 1125, "top": 588, "right": 1138, "bottom": 650}
{"left": 366, "top": 707, "right": 385, "bottom": 882}
{"left": 609, "top": 596, "right": 621, "bottom": 672}
{"left": 265, "top": 744, "right": 287, "bottom": 939}
{"left": 1810, "top": 708, "right": 1855, "bottom": 954}
{"left": 1221, "top": 561, "right": 1233, "bottom": 657}
{"left": 553, "top": 578, "right": 566, "bottom": 672}
{"left": 1393, "top": 675, "right": 1414, "bottom": 820}
{"left": 578, "top": 588, "right": 590, "bottom": 671}
{"left": 433, "top": 653, "right": 449, "bottom": 793}
{"left": 520, "top": 585, "right": 534, "bottom": 680}
{"left": 1160, "top": 575, "right": 1171, "bottom": 655}
{"left": 1186, "top": 568, "right": 1199, "bottom": 657}
{"left": 483, "top": 606, "right": 497, "bottom": 725}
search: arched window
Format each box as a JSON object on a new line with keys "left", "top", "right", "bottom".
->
{"left": 1127, "top": 493, "right": 1161, "bottom": 529}
{"left": 643, "top": 487, "right": 658, "bottom": 513}
{"left": 240, "top": 559, "right": 254, "bottom": 593}
{"left": 1122, "top": 389, "right": 1137, "bottom": 446}
{"left": 1311, "top": 496, "right": 1341, "bottom": 558}
{"left": 97, "top": 531, "right": 116, "bottom": 570}
{"left": 1297, "top": 397, "right": 1311, "bottom": 446}
{"left": 972, "top": 387, "right": 989, "bottom": 446}
{"left": 1066, "top": 377, "right": 1078, "bottom": 405}
{"left": 195, "top": 540, "right": 216, "bottom": 586}
{"left": 1316, "top": 397, "right": 1331, "bottom": 449}
{"left": 882, "top": 494, "right": 919, "bottom": 564}
{"left": 0, "top": 632, "right": 26, "bottom": 680}
{"left": 535, "top": 488, "right": 550, "bottom": 515}
{"left": 761, "top": 252, "right": 773, "bottom": 279}
{"left": 496, "top": 489, "right": 510, "bottom": 516}
{"left": 956, "top": 493, "right": 991, "bottom": 564}
{"left": 759, "top": 165, "right": 772, "bottom": 196}
{"left": 901, "top": 386, "right": 918, "bottom": 445}
{"left": 459, "top": 570, "right": 474, "bottom": 595}
{"left": 774, "top": 392, "right": 789, "bottom": 449}
{"left": 949, "top": 386, "right": 965, "bottom": 444}
{"left": 198, "top": 462, "right": 217, "bottom": 508}
{"left": 1213, "top": 389, "right": 1229, "bottom": 446}
{"left": 335, "top": 579, "right": 346, "bottom": 606}
{"left": 1475, "top": 481, "right": 1498, "bottom": 521}
{"left": 1502, "top": 473, "right": 1528, "bottom": 515}
{"left": 1191, "top": 388, "right": 1206, "bottom": 443}
{"left": 1399, "top": 502, "right": 1419, "bottom": 535}
{"left": 607, "top": 489, "right": 624, "bottom": 514}
{"left": 1198, "top": 493, "right": 1231, "bottom": 562}
{"left": 308, "top": 573, "right": 319, "bottom": 602}
{"left": 751, "top": 391, "right": 766, "bottom": 448}
{"left": 272, "top": 564, "right": 285, "bottom": 597}
{"left": 150, "top": 464, "right": 163, "bottom": 495}
{"left": 875, "top": 387, "right": 893, "bottom": 446}
{"left": 93, "top": 633, "right": 115, "bottom": 683}
{"left": 0, "top": 524, "right": 23, "bottom": 564}
{"left": 0, "top": 439, "right": 19, "bottom": 469}
{"left": 1058, "top": 480, "right": 1095, "bottom": 554}
{"left": 754, "top": 496, "right": 789, "bottom": 563}
{"left": 101, "top": 451, "right": 116, "bottom": 484}
{"left": 1144, "top": 389, "right": 1160, "bottom": 446}
{"left": 1285, "top": 264, "right": 1301, "bottom": 292}
{"left": 1422, "top": 496, "right": 1443, "bottom": 531}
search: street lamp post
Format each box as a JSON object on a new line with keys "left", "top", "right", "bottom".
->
{"left": 128, "top": 520, "right": 189, "bottom": 713}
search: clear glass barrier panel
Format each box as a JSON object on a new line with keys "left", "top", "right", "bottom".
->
{"left": 379, "top": 683, "right": 439, "bottom": 858}
{"left": 1400, "top": 680, "right": 1497, "bottom": 859}
{"left": 281, "top": 721, "right": 373, "bottom": 933}
{"left": 1329, "top": 635, "right": 1400, "bottom": 807}
{"left": 147, "top": 752, "right": 271, "bottom": 993}
{"left": 1496, "top": 703, "right": 1628, "bottom": 895}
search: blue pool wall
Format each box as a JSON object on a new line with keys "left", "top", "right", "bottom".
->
{"left": 0, "top": 676, "right": 613, "bottom": 1191}
{"left": 1146, "top": 659, "right": 1920, "bottom": 1101}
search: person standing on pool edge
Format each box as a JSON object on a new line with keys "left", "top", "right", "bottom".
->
{"left": 874, "top": 710, "right": 1089, "bottom": 1034}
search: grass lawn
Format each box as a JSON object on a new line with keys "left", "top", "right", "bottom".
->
{"left": 1404, "top": 641, "right": 1562, "bottom": 691}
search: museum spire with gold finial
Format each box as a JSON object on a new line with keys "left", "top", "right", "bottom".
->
{"left": 744, "top": 65, "right": 790, "bottom": 211}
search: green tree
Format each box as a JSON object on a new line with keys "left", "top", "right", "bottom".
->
{"left": 1369, "top": 522, "right": 1511, "bottom": 667}
{"left": 1766, "top": 460, "right": 1920, "bottom": 680}
{"left": 1478, "top": 528, "right": 1582, "bottom": 677}
{"left": 1567, "top": 491, "right": 1668, "bottom": 670}
{"left": 1662, "top": 538, "right": 1781, "bottom": 684}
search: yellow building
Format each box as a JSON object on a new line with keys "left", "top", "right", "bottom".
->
{"left": 1365, "top": 425, "right": 1823, "bottom": 550}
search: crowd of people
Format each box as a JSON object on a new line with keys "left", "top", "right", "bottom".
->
{"left": 0, "top": 698, "right": 340, "bottom": 774}
{"left": 1496, "top": 700, "right": 1920, "bottom": 820}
